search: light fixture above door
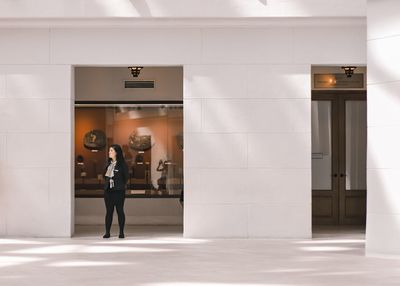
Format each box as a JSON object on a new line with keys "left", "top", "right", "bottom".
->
{"left": 341, "top": 66, "right": 357, "bottom": 78}
{"left": 128, "top": 66, "right": 143, "bottom": 78}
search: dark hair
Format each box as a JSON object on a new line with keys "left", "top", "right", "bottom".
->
{"left": 108, "top": 144, "right": 126, "bottom": 168}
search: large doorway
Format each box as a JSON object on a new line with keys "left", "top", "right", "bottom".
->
{"left": 73, "top": 66, "right": 184, "bottom": 236}
{"left": 312, "top": 90, "right": 366, "bottom": 225}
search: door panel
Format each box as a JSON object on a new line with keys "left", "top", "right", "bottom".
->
{"left": 311, "top": 101, "right": 332, "bottom": 191}
{"left": 339, "top": 100, "right": 367, "bottom": 224}
{"left": 312, "top": 99, "right": 338, "bottom": 225}
{"left": 345, "top": 101, "right": 367, "bottom": 190}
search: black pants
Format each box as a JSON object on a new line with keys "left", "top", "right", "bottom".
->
{"left": 104, "top": 189, "right": 125, "bottom": 235}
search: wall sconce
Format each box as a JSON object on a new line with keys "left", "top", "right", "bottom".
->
{"left": 341, "top": 66, "right": 357, "bottom": 78}
{"left": 128, "top": 66, "right": 143, "bottom": 78}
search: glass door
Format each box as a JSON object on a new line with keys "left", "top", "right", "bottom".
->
{"left": 339, "top": 100, "right": 367, "bottom": 224}
{"left": 312, "top": 99, "right": 339, "bottom": 225}
{"left": 312, "top": 91, "right": 366, "bottom": 225}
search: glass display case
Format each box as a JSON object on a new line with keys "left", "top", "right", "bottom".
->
{"left": 74, "top": 102, "right": 183, "bottom": 198}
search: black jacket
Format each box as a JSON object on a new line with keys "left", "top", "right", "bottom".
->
{"left": 104, "top": 161, "right": 129, "bottom": 191}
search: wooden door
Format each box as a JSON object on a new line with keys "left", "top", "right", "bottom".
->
{"left": 312, "top": 91, "right": 366, "bottom": 225}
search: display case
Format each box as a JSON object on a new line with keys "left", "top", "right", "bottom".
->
{"left": 74, "top": 101, "right": 183, "bottom": 198}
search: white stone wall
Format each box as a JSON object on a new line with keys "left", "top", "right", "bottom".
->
{"left": 183, "top": 26, "right": 365, "bottom": 238}
{"left": 0, "top": 22, "right": 366, "bottom": 237}
{"left": 366, "top": 0, "right": 400, "bottom": 256}
{"left": 0, "top": 64, "right": 73, "bottom": 237}
{"left": 184, "top": 64, "right": 311, "bottom": 238}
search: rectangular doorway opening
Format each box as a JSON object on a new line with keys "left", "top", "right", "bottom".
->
{"left": 73, "top": 66, "right": 183, "bottom": 238}
{"left": 311, "top": 66, "right": 367, "bottom": 233}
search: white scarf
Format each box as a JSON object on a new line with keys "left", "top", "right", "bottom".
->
{"left": 105, "top": 161, "right": 117, "bottom": 188}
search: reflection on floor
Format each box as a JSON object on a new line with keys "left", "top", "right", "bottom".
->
{"left": 1, "top": 225, "right": 400, "bottom": 286}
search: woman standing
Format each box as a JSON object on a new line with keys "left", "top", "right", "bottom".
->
{"left": 103, "top": 144, "right": 129, "bottom": 239}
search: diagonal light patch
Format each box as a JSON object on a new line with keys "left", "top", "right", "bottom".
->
{"left": 0, "top": 255, "right": 45, "bottom": 268}
{"left": 47, "top": 260, "right": 130, "bottom": 267}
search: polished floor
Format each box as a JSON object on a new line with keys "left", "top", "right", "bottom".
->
{"left": 1, "top": 225, "right": 400, "bottom": 286}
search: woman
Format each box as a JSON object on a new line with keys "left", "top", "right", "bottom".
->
{"left": 156, "top": 159, "right": 168, "bottom": 190}
{"left": 103, "top": 144, "right": 129, "bottom": 239}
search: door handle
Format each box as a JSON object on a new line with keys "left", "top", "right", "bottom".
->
{"left": 332, "top": 173, "right": 338, "bottom": 178}
{"left": 340, "top": 173, "right": 347, "bottom": 177}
